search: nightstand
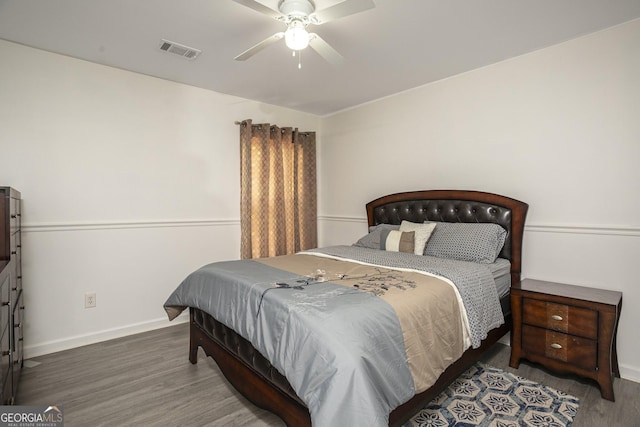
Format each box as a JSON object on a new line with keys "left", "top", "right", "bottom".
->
{"left": 509, "top": 278, "right": 622, "bottom": 401}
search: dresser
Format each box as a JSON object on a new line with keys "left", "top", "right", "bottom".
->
{"left": 509, "top": 278, "right": 622, "bottom": 401}
{"left": 0, "top": 187, "right": 24, "bottom": 404}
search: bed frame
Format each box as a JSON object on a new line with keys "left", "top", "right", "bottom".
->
{"left": 188, "top": 190, "right": 528, "bottom": 426}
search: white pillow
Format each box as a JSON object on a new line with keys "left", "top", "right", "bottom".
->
{"left": 399, "top": 220, "right": 436, "bottom": 255}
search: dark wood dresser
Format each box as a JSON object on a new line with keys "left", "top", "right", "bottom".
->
{"left": 509, "top": 278, "right": 622, "bottom": 401}
{"left": 0, "top": 187, "right": 24, "bottom": 404}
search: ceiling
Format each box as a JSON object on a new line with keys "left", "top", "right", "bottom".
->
{"left": 1, "top": 0, "right": 639, "bottom": 116}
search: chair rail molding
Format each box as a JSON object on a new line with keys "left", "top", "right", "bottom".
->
{"left": 318, "top": 215, "right": 640, "bottom": 238}
{"left": 23, "top": 218, "right": 241, "bottom": 233}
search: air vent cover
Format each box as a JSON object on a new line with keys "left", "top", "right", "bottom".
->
{"left": 159, "top": 39, "right": 201, "bottom": 60}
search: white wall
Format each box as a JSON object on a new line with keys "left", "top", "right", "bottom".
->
{"left": 0, "top": 39, "right": 319, "bottom": 357}
{"left": 318, "top": 19, "right": 640, "bottom": 382}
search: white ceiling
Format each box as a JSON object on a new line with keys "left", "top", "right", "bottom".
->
{"left": 1, "top": 0, "right": 640, "bottom": 116}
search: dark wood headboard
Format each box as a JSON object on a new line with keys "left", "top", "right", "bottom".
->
{"left": 366, "top": 190, "right": 528, "bottom": 285}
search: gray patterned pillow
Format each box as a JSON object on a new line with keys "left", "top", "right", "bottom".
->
{"left": 424, "top": 222, "right": 507, "bottom": 263}
{"left": 353, "top": 224, "right": 400, "bottom": 249}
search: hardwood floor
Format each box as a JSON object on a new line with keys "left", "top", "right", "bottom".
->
{"left": 17, "top": 323, "right": 639, "bottom": 426}
{"left": 18, "top": 323, "right": 284, "bottom": 426}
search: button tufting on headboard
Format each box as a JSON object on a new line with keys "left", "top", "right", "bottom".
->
{"left": 366, "top": 191, "right": 527, "bottom": 269}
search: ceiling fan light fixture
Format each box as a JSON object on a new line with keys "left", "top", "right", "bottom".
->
{"left": 233, "top": 0, "right": 375, "bottom": 63}
{"left": 284, "top": 19, "right": 309, "bottom": 51}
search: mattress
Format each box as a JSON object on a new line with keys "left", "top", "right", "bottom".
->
{"left": 488, "top": 258, "right": 511, "bottom": 298}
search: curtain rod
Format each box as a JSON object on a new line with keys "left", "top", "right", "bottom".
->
{"left": 234, "top": 120, "right": 282, "bottom": 130}
{"left": 234, "top": 120, "right": 313, "bottom": 136}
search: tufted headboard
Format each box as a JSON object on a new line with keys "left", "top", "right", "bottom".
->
{"left": 366, "top": 190, "right": 528, "bottom": 285}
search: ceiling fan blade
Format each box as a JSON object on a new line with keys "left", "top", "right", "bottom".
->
{"left": 234, "top": 33, "right": 285, "bottom": 61}
{"left": 308, "top": 34, "right": 344, "bottom": 65}
{"left": 311, "top": 0, "right": 375, "bottom": 24}
{"left": 232, "top": 0, "right": 281, "bottom": 19}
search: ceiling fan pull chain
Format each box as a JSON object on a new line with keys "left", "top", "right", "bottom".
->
{"left": 298, "top": 50, "right": 302, "bottom": 69}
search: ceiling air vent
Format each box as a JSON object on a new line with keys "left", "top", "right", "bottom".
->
{"left": 159, "top": 39, "right": 201, "bottom": 60}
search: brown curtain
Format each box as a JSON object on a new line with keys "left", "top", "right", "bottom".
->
{"left": 239, "top": 119, "right": 317, "bottom": 259}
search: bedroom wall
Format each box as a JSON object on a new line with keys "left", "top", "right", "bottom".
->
{"left": 318, "top": 19, "right": 640, "bottom": 382}
{"left": 0, "top": 39, "right": 319, "bottom": 357}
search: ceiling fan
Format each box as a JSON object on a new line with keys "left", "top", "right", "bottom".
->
{"left": 232, "top": 0, "right": 375, "bottom": 65}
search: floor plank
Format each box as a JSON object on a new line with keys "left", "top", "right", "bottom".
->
{"left": 17, "top": 324, "right": 639, "bottom": 426}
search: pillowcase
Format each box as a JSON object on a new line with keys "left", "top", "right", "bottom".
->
{"left": 399, "top": 220, "right": 437, "bottom": 255}
{"left": 424, "top": 222, "right": 507, "bottom": 263}
{"left": 353, "top": 224, "right": 400, "bottom": 249}
{"left": 379, "top": 229, "right": 415, "bottom": 253}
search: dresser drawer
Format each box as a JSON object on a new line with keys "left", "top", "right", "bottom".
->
{"left": 522, "top": 324, "right": 597, "bottom": 370}
{"left": 9, "top": 234, "right": 20, "bottom": 270}
{"left": 11, "top": 265, "right": 21, "bottom": 305}
{"left": 523, "top": 298, "right": 597, "bottom": 340}
{"left": 9, "top": 197, "right": 18, "bottom": 237}
{"left": 0, "top": 325, "right": 9, "bottom": 385}
{"left": 10, "top": 233, "right": 21, "bottom": 303}
{"left": 12, "top": 293, "right": 23, "bottom": 393}
{"left": 0, "top": 274, "right": 8, "bottom": 330}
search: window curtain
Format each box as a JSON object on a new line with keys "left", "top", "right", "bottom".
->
{"left": 239, "top": 119, "right": 317, "bottom": 259}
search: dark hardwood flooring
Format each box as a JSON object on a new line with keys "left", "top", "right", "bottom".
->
{"left": 17, "top": 323, "right": 639, "bottom": 426}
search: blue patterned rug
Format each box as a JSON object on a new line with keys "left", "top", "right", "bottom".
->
{"left": 404, "top": 363, "right": 579, "bottom": 427}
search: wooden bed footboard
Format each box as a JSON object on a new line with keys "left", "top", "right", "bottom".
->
{"left": 190, "top": 306, "right": 511, "bottom": 427}
{"left": 190, "top": 307, "right": 310, "bottom": 426}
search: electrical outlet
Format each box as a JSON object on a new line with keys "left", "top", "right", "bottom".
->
{"left": 85, "top": 292, "right": 96, "bottom": 308}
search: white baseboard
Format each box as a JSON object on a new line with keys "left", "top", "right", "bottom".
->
{"left": 619, "top": 364, "right": 640, "bottom": 384}
{"left": 24, "top": 313, "right": 189, "bottom": 359}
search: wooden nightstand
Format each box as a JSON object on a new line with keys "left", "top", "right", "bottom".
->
{"left": 509, "top": 278, "right": 622, "bottom": 401}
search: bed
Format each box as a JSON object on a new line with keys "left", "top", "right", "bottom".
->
{"left": 164, "top": 189, "right": 528, "bottom": 426}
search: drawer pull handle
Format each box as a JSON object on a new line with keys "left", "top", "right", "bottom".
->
{"left": 551, "top": 315, "right": 563, "bottom": 321}
{"left": 550, "top": 343, "right": 563, "bottom": 349}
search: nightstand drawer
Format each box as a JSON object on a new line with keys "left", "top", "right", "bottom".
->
{"left": 522, "top": 324, "right": 597, "bottom": 370}
{"left": 523, "top": 298, "right": 597, "bottom": 340}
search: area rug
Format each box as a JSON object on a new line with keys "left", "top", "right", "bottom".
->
{"left": 404, "top": 363, "right": 579, "bottom": 427}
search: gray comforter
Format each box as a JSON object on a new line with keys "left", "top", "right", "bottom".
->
{"left": 164, "top": 246, "right": 503, "bottom": 427}
{"left": 306, "top": 246, "right": 505, "bottom": 348}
